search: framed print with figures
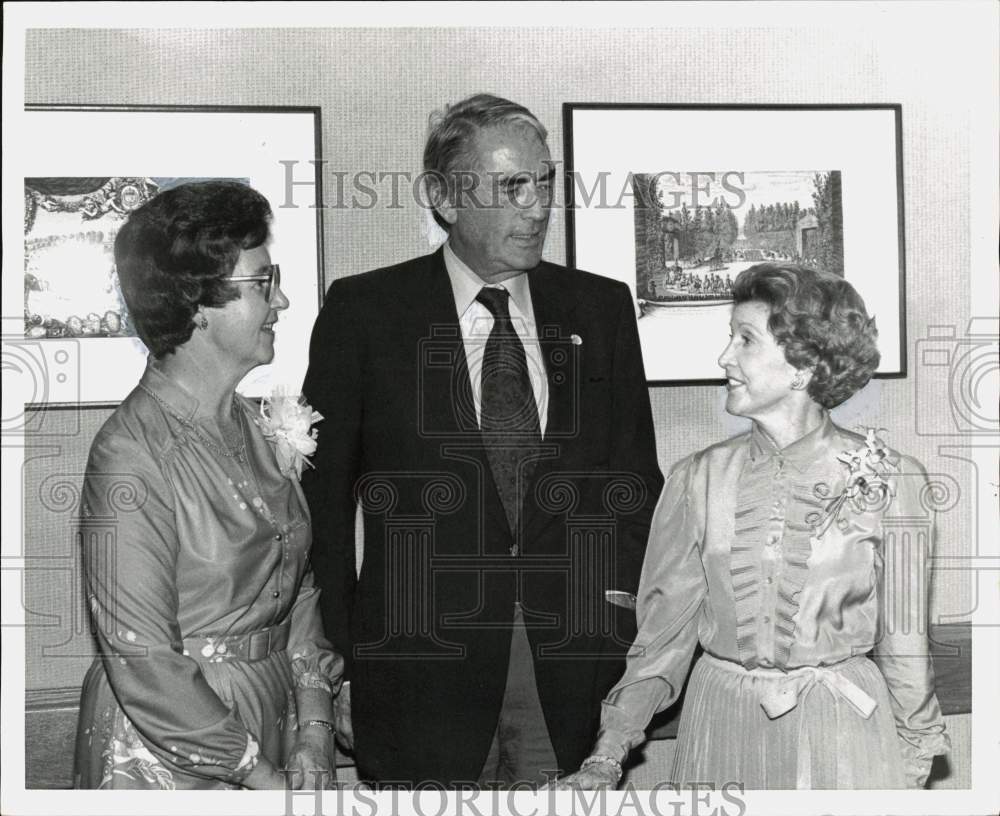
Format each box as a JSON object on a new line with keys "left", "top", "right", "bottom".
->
{"left": 18, "top": 105, "right": 324, "bottom": 405}
{"left": 563, "top": 104, "right": 906, "bottom": 385}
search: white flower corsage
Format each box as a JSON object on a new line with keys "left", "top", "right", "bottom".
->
{"left": 255, "top": 390, "right": 323, "bottom": 480}
{"left": 810, "top": 428, "right": 896, "bottom": 535}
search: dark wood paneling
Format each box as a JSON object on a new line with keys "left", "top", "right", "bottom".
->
{"left": 26, "top": 688, "right": 80, "bottom": 789}
{"left": 25, "top": 687, "right": 354, "bottom": 789}
{"left": 928, "top": 622, "right": 972, "bottom": 715}
{"left": 25, "top": 623, "right": 971, "bottom": 788}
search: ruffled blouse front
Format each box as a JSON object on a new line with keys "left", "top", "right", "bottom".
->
{"left": 594, "top": 414, "right": 949, "bottom": 787}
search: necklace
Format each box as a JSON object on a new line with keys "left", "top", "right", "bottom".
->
{"left": 188, "top": 400, "right": 247, "bottom": 459}
{"left": 145, "top": 385, "right": 246, "bottom": 458}
{"left": 146, "top": 384, "right": 279, "bottom": 526}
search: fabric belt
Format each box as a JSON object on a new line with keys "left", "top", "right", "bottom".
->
{"left": 702, "top": 653, "right": 877, "bottom": 718}
{"left": 702, "top": 653, "right": 878, "bottom": 789}
{"left": 180, "top": 618, "right": 291, "bottom": 663}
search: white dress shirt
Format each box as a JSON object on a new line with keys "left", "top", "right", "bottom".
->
{"left": 443, "top": 242, "right": 548, "bottom": 437}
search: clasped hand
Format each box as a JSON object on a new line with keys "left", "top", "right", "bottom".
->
{"left": 546, "top": 762, "right": 621, "bottom": 790}
{"left": 283, "top": 726, "right": 337, "bottom": 789}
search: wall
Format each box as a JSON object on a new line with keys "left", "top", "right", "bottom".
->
{"left": 21, "top": 18, "right": 992, "bottom": 789}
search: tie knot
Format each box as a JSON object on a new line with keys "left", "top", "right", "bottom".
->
{"left": 476, "top": 286, "right": 511, "bottom": 319}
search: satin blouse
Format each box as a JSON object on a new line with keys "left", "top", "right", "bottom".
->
{"left": 593, "top": 414, "right": 949, "bottom": 786}
{"left": 79, "top": 363, "right": 342, "bottom": 785}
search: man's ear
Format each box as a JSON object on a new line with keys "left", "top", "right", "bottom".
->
{"left": 435, "top": 194, "right": 459, "bottom": 227}
{"left": 426, "top": 177, "right": 458, "bottom": 227}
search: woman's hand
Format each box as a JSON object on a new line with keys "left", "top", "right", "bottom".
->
{"left": 241, "top": 757, "right": 286, "bottom": 789}
{"left": 284, "top": 725, "right": 337, "bottom": 789}
{"left": 547, "top": 761, "right": 621, "bottom": 790}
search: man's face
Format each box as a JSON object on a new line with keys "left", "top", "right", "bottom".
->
{"left": 445, "top": 124, "right": 554, "bottom": 283}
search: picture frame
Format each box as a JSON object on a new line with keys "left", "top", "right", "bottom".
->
{"left": 563, "top": 104, "right": 906, "bottom": 385}
{"left": 17, "top": 104, "right": 324, "bottom": 406}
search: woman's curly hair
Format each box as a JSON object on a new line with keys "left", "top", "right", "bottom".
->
{"left": 113, "top": 180, "right": 272, "bottom": 358}
{"left": 732, "top": 263, "right": 880, "bottom": 408}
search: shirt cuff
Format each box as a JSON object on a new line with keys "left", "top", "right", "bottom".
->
{"left": 899, "top": 728, "right": 950, "bottom": 788}
{"left": 232, "top": 732, "right": 260, "bottom": 782}
{"left": 295, "top": 671, "right": 334, "bottom": 694}
{"left": 592, "top": 728, "right": 631, "bottom": 766}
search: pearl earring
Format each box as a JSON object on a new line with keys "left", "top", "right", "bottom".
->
{"left": 197, "top": 314, "right": 208, "bottom": 330}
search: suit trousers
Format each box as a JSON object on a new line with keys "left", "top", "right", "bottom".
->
{"left": 476, "top": 603, "right": 560, "bottom": 788}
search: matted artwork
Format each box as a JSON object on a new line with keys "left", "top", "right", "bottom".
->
{"left": 17, "top": 106, "right": 324, "bottom": 405}
{"left": 564, "top": 105, "right": 905, "bottom": 384}
{"left": 24, "top": 176, "right": 228, "bottom": 341}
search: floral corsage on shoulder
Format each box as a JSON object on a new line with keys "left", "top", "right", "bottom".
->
{"left": 255, "top": 390, "right": 323, "bottom": 480}
{"left": 810, "top": 428, "right": 898, "bottom": 535}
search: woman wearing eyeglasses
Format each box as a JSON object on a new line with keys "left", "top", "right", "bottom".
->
{"left": 74, "top": 181, "right": 343, "bottom": 790}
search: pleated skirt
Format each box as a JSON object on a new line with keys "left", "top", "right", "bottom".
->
{"left": 670, "top": 654, "right": 906, "bottom": 789}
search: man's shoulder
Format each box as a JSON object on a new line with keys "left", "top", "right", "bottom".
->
{"left": 323, "top": 254, "right": 630, "bottom": 305}
{"left": 534, "top": 261, "right": 631, "bottom": 300}
{"left": 536, "top": 260, "right": 626, "bottom": 288}
{"left": 325, "top": 251, "right": 441, "bottom": 300}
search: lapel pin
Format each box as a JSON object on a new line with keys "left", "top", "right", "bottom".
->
{"left": 570, "top": 334, "right": 583, "bottom": 346}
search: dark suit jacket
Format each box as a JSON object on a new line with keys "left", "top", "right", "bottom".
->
{"left": 301, "top": 248, "right": 663, "bottom": 785}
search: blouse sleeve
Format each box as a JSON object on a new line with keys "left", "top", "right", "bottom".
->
{"left": 592, "top": 452, "right": 708, "bottom": 763}
{"left": 82, "top": 430, "right": 260, "bottom": 785}
{"left": 871, "top": 454, "right": 950, "bottom": 788}
{"left": 287, "top": 565, "right": 345, "bottom": 696}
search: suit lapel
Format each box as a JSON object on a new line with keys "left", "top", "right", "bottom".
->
{"left": 524, "top": 266, "right": 581, "bottom": 544}
{"left": 420, "top": 249, "right": 511, "bottom": 545}
{"left": 419, "top": 248, "right": 479, "bottom": 437}
{"left": 528, "top": 265, "right": 579, "bottom": 446}
{"left": 423, "top": 255, "right": 579, "bottom": 546}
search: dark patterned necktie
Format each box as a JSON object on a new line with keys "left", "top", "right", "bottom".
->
{"left": 476, "top": 286, "right": 542, "bottom": 544}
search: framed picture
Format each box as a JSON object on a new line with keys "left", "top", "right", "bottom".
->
{"left": 17, "top": 105, "right": 324, "bottom": 405}
{"left": 563, "top": 104, "right": 906, "bottom": 384}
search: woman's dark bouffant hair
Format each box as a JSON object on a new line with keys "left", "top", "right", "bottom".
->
{"left": 114, "top": 180, "right": 272, "bottom": 358}
{"left": 732, "top": 263, "right": 880, "bottom": 409}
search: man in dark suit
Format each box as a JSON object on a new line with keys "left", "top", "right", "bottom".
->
{"left": 302, "top": 94, "right": 663, "bottom": 787}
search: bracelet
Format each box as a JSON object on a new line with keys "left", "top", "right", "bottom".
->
{"left": 581, "top": 754, "right": 623, "bottom": 778}
{"left": 299, "top": 719, "right": 336, "bottom": 735}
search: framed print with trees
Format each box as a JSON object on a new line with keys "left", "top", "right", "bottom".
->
{"left": 563, "top": 104, "right": 906, "bottom": 384}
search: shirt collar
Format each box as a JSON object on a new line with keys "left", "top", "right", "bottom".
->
{"left": 748, "top": 411, "right": 836, "bottom": 473}
{"left": 443, "top": 241, "right": 530, "bottom": 318}
{"left": 137, "top": 358, "right": 202, "bottom": 423}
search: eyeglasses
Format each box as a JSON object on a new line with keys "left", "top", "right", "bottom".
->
{"left": 229, "top": 264, "right": 281, "bottom": 301}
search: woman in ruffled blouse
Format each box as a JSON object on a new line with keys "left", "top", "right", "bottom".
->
{"left": 559, "top": 263, "right": 948, "bottom": 790}
{"left": 74, "top": 181, "right": 343, "bottom": 789}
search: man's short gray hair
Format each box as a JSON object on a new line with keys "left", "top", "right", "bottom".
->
{"left": 423, "top": 93, "right": 548, "bottom": 230}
